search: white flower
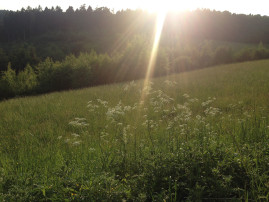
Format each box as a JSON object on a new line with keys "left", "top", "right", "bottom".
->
{"left": 72, "top": 141, "right": 82, "bottom": 146}
{"left": 189, "top": 98, "right": 199, "bottom": 103}
{"left": 69, "top": 118, "right": 89, "bottom": 127}
{"left": 204, "top": 107, "right": 221, "bottom": 116}
{"left": 123, "top": 81, "right": 136, "bottom": 91}
{"left": 183, "top": 93, "right": 190, "bottom": 99}
{"left": 89, "top": 148, "right": 95, "bottom": 152}
{"left": 97, "top": 99, "right": 108, "bottom": 106}
{"left": 123, "top": 85, "right": 129, "bottom": 91}
{"left": 164, "top": 80, "right": 177, "bottom": 87}
{"left": 71, "top": 133, "right": 80, "bottom": 138}
{"left": 124, "top": 106, "right": 132, "bottom": 111}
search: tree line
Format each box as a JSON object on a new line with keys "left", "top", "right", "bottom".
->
{"left": 1, "top": 7, "right": 269, "bottom": 71}
{"left": 1, "top": 6, "right": 269, "bottom": 44}
{"left": 1, "top": 36, "right": 269, "bottom": 100}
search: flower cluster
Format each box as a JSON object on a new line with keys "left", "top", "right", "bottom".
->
{"left": 67, "top": 80, "right": 239, "bottom": 151}
{"left": 69, "top": 118, "right": 89, "bottom": 127}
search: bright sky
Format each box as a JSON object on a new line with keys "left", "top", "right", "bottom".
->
{"left": 1, "top": 0, "right": 269, "bottom": 16}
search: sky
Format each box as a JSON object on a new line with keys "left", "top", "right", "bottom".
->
{"left": 1, "top": 0, "right": 269, "bottom": 16}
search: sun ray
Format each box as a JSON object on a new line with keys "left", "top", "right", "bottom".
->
{"left": 140, "top": 11, "right": 167, "bottom": 103}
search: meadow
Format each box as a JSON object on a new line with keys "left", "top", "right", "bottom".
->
{"left": 0, "top": 60, "right": 269, "bottom": 201}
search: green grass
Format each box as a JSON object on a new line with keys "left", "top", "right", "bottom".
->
{"left": 0, "top": 60, "right": 269, "bottom": 201}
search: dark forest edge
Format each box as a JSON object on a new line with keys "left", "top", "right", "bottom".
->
{"left": 1, "top": 6, "right": 269, "bottom": 99}
{"left": 1, "top": 39, "right": 269, "bottom": 100}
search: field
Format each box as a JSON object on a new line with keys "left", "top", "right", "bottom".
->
{"left": 0, "top": 60, "right": 269, "bottom": 201}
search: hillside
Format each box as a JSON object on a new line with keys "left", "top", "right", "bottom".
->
{"left": 0, "top": 60, "right": 269, "bottom": 200}
{"left": 1, "top": 8, "right": 269, "bottom": 73}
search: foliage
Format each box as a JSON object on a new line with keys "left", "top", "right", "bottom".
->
{"left": 1, "top": 41, "right": 269, "bottom": 100}
{"left": 173, "top": 56, "right": 196, "bottom": 73}
{"left": 0, "top": 63, "right": 37, "bottom": 98}
{"left": 214, "top": 46, "right": 233, "bottom": 64}
{"left": 0, "top": 63, "right": 16, "bottom": 97}
{"left": 1, "top": 7, "right": 269, "bottom": 72}
{"left": 16, "top": 64, "right": 37, "bottom": 94}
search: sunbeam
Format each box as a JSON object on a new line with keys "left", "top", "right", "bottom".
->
{"left": 140, "top": 11, "right": 167, "bottom": 102}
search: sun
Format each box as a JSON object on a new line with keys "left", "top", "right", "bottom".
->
{"left": 139, "top": 0, "right": 195, "bottom": 103}
{"left": 143, "top": 0, "right": 193, "bottom": 13}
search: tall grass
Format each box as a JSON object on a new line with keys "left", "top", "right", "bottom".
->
{"left": 0, "top": 60, "right": 269, "bottom": 201}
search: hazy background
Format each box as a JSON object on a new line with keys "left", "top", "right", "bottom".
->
{"left": 1, "top": 0, "right": 269, "bottom": 16}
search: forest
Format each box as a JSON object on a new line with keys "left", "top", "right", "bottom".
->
{"left": 1, "top": 6, "right": 269, "bottom": 99}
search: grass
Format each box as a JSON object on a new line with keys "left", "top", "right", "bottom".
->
{"left": 0, "top": 60, "right": 269, "bottom": 201}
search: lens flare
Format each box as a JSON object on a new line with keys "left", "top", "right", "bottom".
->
{"left": 140, "top": 11, "right": 166, "bottom": 102}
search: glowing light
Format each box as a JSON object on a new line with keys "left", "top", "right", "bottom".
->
{"left": 143, "top": 0, "right": 193, "bottom": 13}
{"left": 1, "top": 0, "right": 269, "bottom": 16}
{"left": 140, "top": 11, "right": 166, "bottom": 102}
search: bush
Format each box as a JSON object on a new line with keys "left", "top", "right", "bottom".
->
{"left": 0, "top": 63, "right": 17, "bottom": 98}
{"left": 235, "top": 48, "right": 255, "bottom": 62}
{"left": 16, "top": 64, "right": 37, "bottom": 94}
{"left": 214, "top": 46, "right": 233, "bottom": 64}
{"left": 0, "top": 63, "right": 37, "bottom": 99}
{"left": 37, "top": 58, "right": 57, "bottom": 93}
{"left": 252, "top": 42, "right": 269, "bottom": 60}
{"left": 173, "top": 56, "right": 196, "bottom": 73}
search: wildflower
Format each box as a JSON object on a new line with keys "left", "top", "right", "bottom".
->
{"left": 189, "top": 98, "right": 199, "bottom": 103}
{"left": 123, "top": 85, "right": 129, "bottom": 91}
{"left": 243, "top": 111, "right": 251, "bottom": 118}
{"left": 124, "top": 106, "right": 132, "bottom": 111}
{"left": 201, "top": 97, "right": 216, "bottom": 107}
{"left": 89, "top": 148, "right": 96, "bottom": 152}
{"left": 75, "top": 118, "right": 86, "bottom": 121}
{"left": 204, "top": 107, "right": 221, "bottom": 116}
{"left": 142, "top": 82, "right": 153, "bottom": 95}
{"left": 71, "top": 133, "right": 80, "bottom": 138}
{"left": 183, "top": 93, "right": 190, "bottom": 99}
{"left": 69, "top": 118, "right": 89, "bottom": 127}
{"left": 97, "top": 99, "right": 108, "bottom": 106}
{"left": 123, "top": 80, "right": 136, "bottom": 91}
{"left": 72, "top": 141, "right": 82, "bottom": 146}
{"left": 164, "top": 80, "right": 177, "bottom": 87}
{"left": 132, "top": 103, "right": 138, "bottom": 110}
